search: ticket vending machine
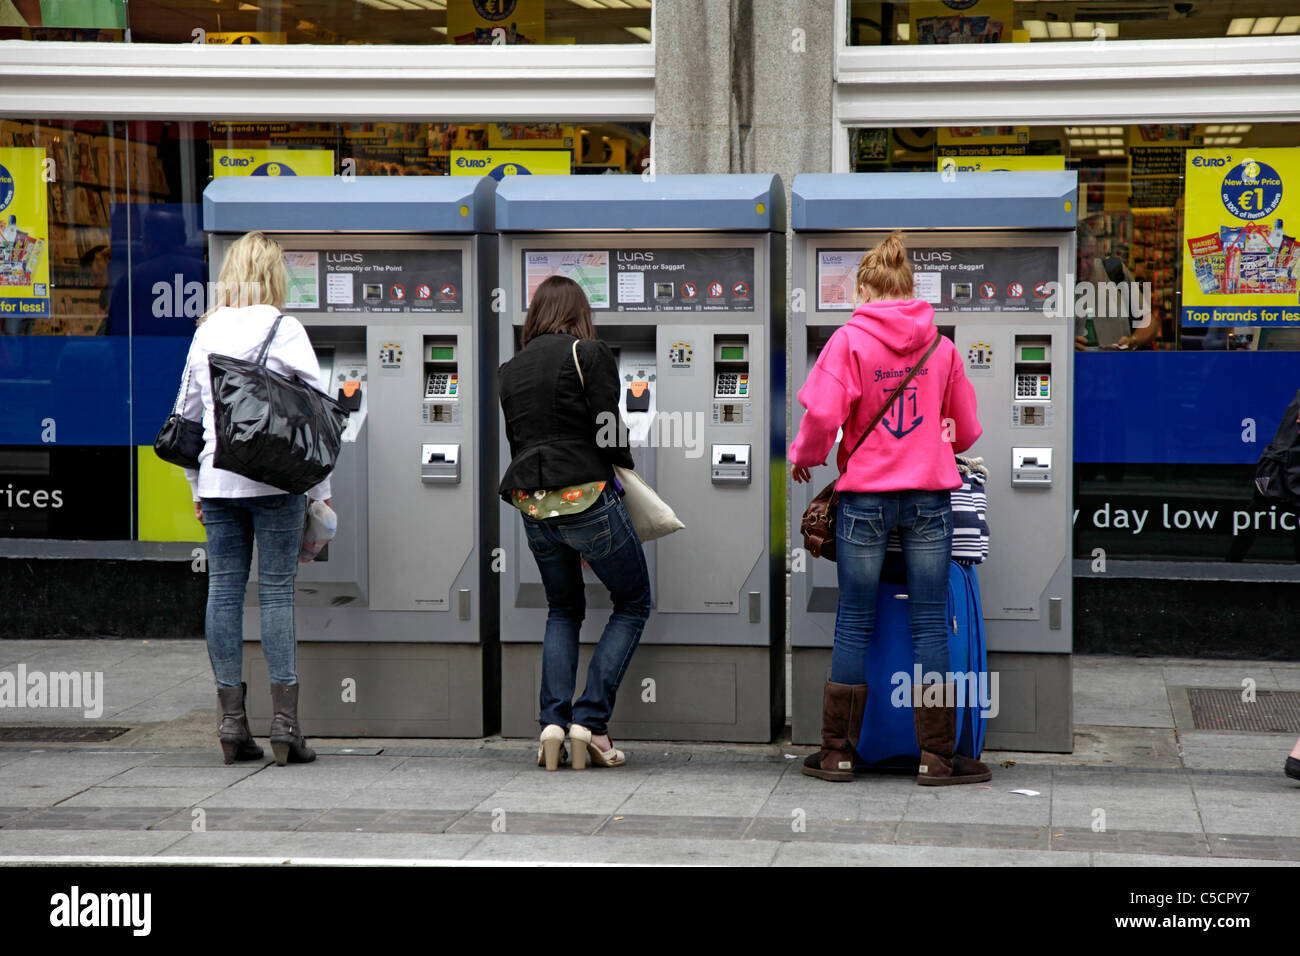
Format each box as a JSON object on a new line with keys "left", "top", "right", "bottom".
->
{"left": 495, "top": 174, "right": 785, "bottom": 742}
{"left": 203, "top": 176, "right": 498, "bottom": 736}
{"left": 789, "top": 172, "right": 1077, "bottom": 752}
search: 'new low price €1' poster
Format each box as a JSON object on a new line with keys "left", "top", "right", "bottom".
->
{"left": 0, "top": 147, "right": 50, "bottom": 321}
{"left": 1182, "top": 146, "right": 1300, "bottom": 327}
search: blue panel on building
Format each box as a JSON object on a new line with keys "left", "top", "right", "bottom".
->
{"left": 1074, "top": 351, "right": 1300, "bottom": 464}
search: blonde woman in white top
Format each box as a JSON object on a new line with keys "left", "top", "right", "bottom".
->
{"left": 175, "top": 231, "right": 331, "bottom": 767}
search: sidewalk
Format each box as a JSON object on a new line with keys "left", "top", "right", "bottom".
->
{"left": 1, "top": 640, "right": 1298, "bottom": 866}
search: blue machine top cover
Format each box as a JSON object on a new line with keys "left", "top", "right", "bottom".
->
{"left": 792, "top": 172, "right": 1077, "bottom": 231}
{"left": 494, "top": 174, "right": 785, "bottom": 233}
{"left": 202, "top": 175, "right": 495, "bottom": 234}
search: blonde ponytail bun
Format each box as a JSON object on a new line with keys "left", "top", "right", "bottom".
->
{"left": 855, "top": 229, "right": 914, "bottom": 302}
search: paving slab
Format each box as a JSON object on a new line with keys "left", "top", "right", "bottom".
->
{"left": 303, "top": 808, "right": 467, "bottom": 833}
{"left": 55, "top": 787, "right": 223, "bottom": 809}
{"left": 264, "top": 832, "right": 485, "bottom": 860}
{"left": 0, "top": 783, "right": 95, "bottom": 807}
{"left": 335, "top": 787, "right": 494, "bottom": 811}
{"left": 461, "top": 834, "right": 780, "bottom": 866}
{"left": 1050, "top": 827, "right": 1210, "bottom": 857}
{"left": 1092, "top": 851, "right": 1296, "bottom": 866}
{"left": 772, "top": 841, "right": 1091, "bottom": 866}
{"left": 449, "top": 810, "right": 607, "bottom": 836}
{"left": 1072, "top": 659, "right": 1173, "bottom": 729}
{"left": 0, "top": 828, "right": 185, "bottom": 857}
{"left": 744, "top": 817, "right": 896, "bottom": 844}
{"left": 150, "top": 806, "right": 325, "bottom": 831}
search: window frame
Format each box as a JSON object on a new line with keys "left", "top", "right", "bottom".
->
{"left": 0, "top": 40, "right": 655, "bottom": 123}
{"left": 832, "top": 0, "right": 1300, "bottom": 173}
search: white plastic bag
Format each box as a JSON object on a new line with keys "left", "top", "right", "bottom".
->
{"left": 299, "top": 499, "right": 338, "bottom": 563}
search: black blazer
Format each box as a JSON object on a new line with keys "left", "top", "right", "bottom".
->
{"left": 498, "top": 332, "right": 635, "bottom": 501}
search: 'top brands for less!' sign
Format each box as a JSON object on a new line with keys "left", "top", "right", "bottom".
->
{"left": 0, "top": 147, "right": 50, "bottom": 321}
{"left": 1181, "top": 146, "right": 1300, "bottom": 328}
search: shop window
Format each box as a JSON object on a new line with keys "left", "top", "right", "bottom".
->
{"left": 0, "top": 114, "right": 649, "bottom": 541}
{"left": 848, "top": 1, "right": 1300, "bottom": 46}
{"left": 847, "top": 122, "right": 1300, "bottom": 566}
{"left": 1, "top": 0, "right": 652, "bottom": 44}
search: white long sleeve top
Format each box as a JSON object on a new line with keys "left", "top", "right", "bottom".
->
{"left": 176, "top": 304, "right": 332, "bottom": 502}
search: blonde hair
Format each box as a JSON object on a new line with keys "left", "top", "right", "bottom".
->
{"left": 200, "top": 231, "right": 286, "bottom": 322}
{"left": 855, "top": 230, "right": 913, "bottom": 302}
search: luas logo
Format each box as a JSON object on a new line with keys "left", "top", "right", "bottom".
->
{"left": 50, "top": 886, "right": 151, "bottom": 936}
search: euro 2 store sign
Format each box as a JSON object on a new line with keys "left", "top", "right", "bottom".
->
{"left": 1181, "top": 147, "right": 1300, "bottom": 328}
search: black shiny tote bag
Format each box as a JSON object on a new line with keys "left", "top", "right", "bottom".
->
{"left": 209, "top": 315, "right": 349, "bottom": 495}
{"left": 154, "top": 351, "right": 204, "bottom": 470}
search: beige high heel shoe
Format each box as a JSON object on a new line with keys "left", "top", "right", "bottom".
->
{"left": 569, "top": 724, "right": 626, "bottom": 769}
{"left": 538, "top": 724, "right": 567, "bottom": 771}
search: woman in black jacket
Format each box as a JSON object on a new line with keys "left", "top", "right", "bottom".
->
{"left": 499, "top": 275, "right": 652, "bottom": 771}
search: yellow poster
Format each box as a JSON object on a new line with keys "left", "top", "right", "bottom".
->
{"left": 1181, "top": 147, "right": 1300, "bottom": 327}
{"left": 212, "top": 148, "right": 334, "bottom": 177}
{"left": 447, "top": 0, "right": 544, "bottom": 44}
{"left": 450, "top": 149, "right": 570, "bottom": 179}
{"left": 487, "top": 123, "right": 575, "bottom": 151}
{"left": 0, "top": 147, "right": 50, "bottom": 321}
{"left": 938, "top": 126, "right": 1027, "bottom": 146}
{"left": 205, "top": 32, "right": 286, "bottom": 44}
{"left": 910, "top": 0, "right": 1012, "bottom": 44}
{"left": 938, "top": 155, "right": 1064, "bottom": 173}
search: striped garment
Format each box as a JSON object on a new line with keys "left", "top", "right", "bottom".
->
{"left": 886, "top": 472, "right": 990, "bottom": 565}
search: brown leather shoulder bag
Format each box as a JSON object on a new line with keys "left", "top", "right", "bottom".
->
{"left": 799, "top": 333, "right": 941, "bottom": 562}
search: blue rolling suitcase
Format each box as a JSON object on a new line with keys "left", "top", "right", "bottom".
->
{"left": 854, "top": 560, "right": 989, "bottom": 768}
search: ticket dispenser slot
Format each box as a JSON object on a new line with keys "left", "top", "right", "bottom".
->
{"left": 1012, "top": 447, "right": 1053, "bottom": 488}
{"left": 1012, "top": 335, "right": 1051, "bottom": 427}
{"left": 713, "top": 335, "right": 751, "bottom": 425}
{"left": 422, "top": 336, "right": 460, "bottom": 425}
{"left": 421, "top": 442, "right": 460, "bottom": 484}
{"left": 711, "top": 443, "right": 751, "bottom": 485}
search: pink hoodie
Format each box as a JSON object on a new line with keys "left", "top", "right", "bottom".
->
{"left": 790, "top": 299, "right": 981, "bottom": 492}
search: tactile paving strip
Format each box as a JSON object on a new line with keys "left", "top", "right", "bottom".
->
{"left": 1186, "top": 688, "right": 1300, "bottom": 733}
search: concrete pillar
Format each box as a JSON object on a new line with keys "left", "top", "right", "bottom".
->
{"left": 653, "top": 0, "right": 835, "bottom": 181}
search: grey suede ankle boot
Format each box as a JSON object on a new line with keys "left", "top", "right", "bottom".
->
{"left": 268, "top": 682, "right": 316, "bottom": 767}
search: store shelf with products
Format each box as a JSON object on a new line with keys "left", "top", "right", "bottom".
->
{"left": 1132, "top": 207, "right": 1182, "bottom": 343}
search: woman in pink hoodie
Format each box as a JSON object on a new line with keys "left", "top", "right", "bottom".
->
{"left": 791, "top": 231, "right": 990, "bottom": 787}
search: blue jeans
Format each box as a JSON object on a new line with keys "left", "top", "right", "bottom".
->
{"left": 522, "top": 487, "right": 652, "bottom": 734}
{"left": 202, "top": 493, "right": 308, "bottom": 687}
{"left": 831, "top": 490, "right": 953, "bottom": 685}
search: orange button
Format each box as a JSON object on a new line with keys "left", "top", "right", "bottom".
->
{"left": 629, "top": 381, "right": 649, "bottom": 398}
{"left": 342, "top": 381, "right": 361, "bottom": 397}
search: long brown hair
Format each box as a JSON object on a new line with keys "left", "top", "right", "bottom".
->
{"left": 521, "top": 275, "right": 598, "bottom": 346}
{"left": 856, "top": 229, "right": 914, "bottom": 302}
